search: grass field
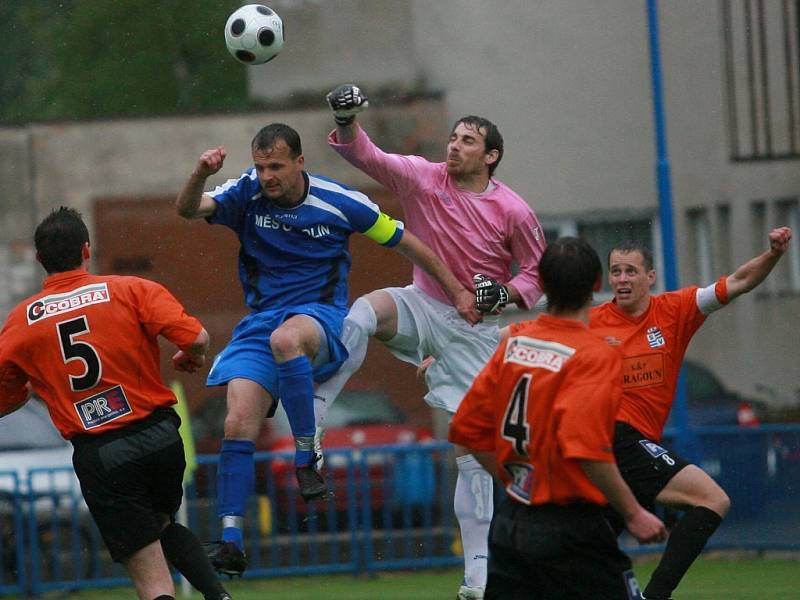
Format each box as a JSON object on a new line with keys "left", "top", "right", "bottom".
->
{"left": 8, "top": 555, "right": 799, "bottom": 599}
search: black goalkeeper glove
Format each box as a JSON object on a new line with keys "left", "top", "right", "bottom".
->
{"left": 326, "top": 84, "right": 369, "bottom": 126}
{"left": 474, "top": 274, "right": 509, "bottom": 314}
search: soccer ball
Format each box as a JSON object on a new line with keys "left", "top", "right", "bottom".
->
{"left": 224, "top": 4, "right": 284, "bottom": 65}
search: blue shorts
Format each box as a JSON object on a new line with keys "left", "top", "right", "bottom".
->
{"left": 206, "top": 304, "right": 348, "bottom": 398}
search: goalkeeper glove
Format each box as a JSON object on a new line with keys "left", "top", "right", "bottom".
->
{"left": 326, "top": 84, "right": 369, "bottom": 126}
{"left": 473, "top": 274, "right": 509, "bottom": 314}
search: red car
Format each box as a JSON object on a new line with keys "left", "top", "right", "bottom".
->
{"left": 265, "top": 392, "right": 437, "bottom": 526}
{"left": 193, "top": 392, "right": 439, "bottom": 530}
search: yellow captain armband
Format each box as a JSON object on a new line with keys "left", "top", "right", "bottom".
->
{"left": 363, "top": 212, "right": 400, "bottom": 245}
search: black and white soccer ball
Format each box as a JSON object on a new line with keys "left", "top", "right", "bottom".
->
{"left": 224, "top": 4, "right": 284, "bottom": 65}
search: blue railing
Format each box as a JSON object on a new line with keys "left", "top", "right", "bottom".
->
{"left": 2, "top": 429, "right": 799, "bottom": 595}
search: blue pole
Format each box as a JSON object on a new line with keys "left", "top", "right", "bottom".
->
{"left": 645, "top": 0, "right": 696, "bottom": 458}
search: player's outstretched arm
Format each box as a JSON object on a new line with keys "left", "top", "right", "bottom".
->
{"left": 326, "top": 84, "right": 368, "bottom": 145}
{"left": 172, "top": 328, "right": 210, "bottom": 373}
{"left": 176, "top": 146, "right": 226, "bottom": 219}
{"left": 395, "top": 231, "right": 481, "bottom": 325}
{"left": 581, "top": 459, "right": 667, "bottom": 544}
{"left": 726, "top": 226, "right": 793, "bottom": 301}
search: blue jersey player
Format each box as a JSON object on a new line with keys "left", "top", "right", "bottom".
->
{"left": 176, "top": 123, "right": 479, "bottom": 576}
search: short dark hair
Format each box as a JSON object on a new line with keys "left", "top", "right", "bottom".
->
{"left": 452, "top": 115, "right": 504, "bottom": 176}
{"left": 539, "top": 237, "right": 602, "bottom": 311}
{"left": 251, "top": 123, "right": 302, "bottom": 157}
{"left": 607, "top": 240, "right": 654, "bottom": 271}
{"left": 34, "top": 207, "right": 90, "bottom": 274}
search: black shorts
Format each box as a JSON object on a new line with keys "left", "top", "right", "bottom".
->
{"left": 613, "top": 421, "right": 690, "bottom": 510}
{"left": 71, "top": 408, "right": 185, "bottom": 562}
{"left": 485, "top": 497, "right": 642, "bottom": 600}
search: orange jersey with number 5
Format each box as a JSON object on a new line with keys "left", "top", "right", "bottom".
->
{"left": 449, "top": 314, "right": 622, "bottom": 506}
{"left": 0, "top": 270, "right": 202, "bottom": 439}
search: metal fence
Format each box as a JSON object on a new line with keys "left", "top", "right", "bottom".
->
{"left": 2, "top": 430, "right": 799, "bottom": 596}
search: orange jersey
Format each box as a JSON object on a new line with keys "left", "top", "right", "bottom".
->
{"left": 0, "top": 270, "right": 203, "bottom": 439}
{"left": 449, "top": 314, "right": 622, "bottom": 507}
{"left": 589, "top": 278, "right": 728, "bottom": 441}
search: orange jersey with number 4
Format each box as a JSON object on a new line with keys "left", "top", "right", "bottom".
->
{"left": 0, "top": 270, "right": 202, "bottom": 439}
{"left": 449, "top": 314, "right": 622, "bottom": 506}
{"left": 589, "top": 279, "right": 728, "bottom": 441}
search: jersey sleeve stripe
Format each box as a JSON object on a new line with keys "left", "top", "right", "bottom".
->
{"left": 308, "top": 174, "right": 379, "bottom": 212}
{"left": 305, "top": 194, "right": 349, "bottom": 224}
{"left": 208, "top": 169, "right": 258, "bottom": 198}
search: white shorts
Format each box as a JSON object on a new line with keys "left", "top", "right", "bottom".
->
{"left": 383, "top": 285, "right": 501, "bottom": 414}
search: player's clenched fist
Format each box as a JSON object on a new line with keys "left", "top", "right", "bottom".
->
{"left": 768, "top": 226, "right": 792, "bottom": 255}
{"left": 326, "top": 84, "right": 369, "bottom": 126}
{"left": 193, "top": 145, "right": 227, "bottom": 179}
{"left": 172, "top": 349, "right": 205, "bottom": 373}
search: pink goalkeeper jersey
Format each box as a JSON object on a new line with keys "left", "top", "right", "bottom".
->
{"left": 328, "top": 127, "right": 546, "bottom": 308}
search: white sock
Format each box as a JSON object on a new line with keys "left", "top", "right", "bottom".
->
{"left": 454, "top": 454, "right": 493, "bottom": 589}
{"left": 314, "top": 297, "right": 377, "bottom": 428}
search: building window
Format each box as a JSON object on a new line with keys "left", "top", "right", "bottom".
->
{"left": 687, "top": 208, "right": 714, "bottom": 284}
{"left": 751, "top": 200, "right": 774, "bottom": 293}
{"left": 542, "top": 212, "right": 660, "bottom": 295}
{"left": 722, "top": 0, "right": 800, "bottom": 161}
{"left": 715, "top": 204, "right": 733, "bottom": 274}
{"left": 775, "top": 198, "right": 800, "bottom": 291}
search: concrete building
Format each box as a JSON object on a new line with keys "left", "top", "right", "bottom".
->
{"left": 1, "top": 1, "right": 798, "bottom": 418}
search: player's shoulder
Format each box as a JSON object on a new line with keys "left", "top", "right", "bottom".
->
{"left": 103, "top": 274, "right": 168, "bottom": 296}
{"left": 588, "top": 301, "right": 616, "bottom": 323}
{"left": 307, "top": 172, "right": 376, "bottom": 210}
{"left": 210, "top": 167, "right": 260, "bottom": 199}
{"left": 652, "top": 286, "right": 699, "bottom": 312}
{"left": 490, "top": 180, "right": 536, "bottom": 216}
{"left": 307, "top": 172, "right": 357, "bottom": 197}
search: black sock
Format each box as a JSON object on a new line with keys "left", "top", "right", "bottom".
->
{"left": 160, "top": 523, "right": 228, "bottom": 600}
{"left": 644, "top": 505, "right": 723, "bottom": 598}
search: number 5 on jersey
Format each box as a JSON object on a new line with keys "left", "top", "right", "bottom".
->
{"left": 57, "top": 316, "right": 102, "bottom": 392}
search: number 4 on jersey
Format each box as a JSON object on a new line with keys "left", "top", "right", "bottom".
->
{"left": 502, "top": 374, "right": 531, "bottom": 456}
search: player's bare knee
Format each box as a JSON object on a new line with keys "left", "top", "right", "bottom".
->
{"left": 708, "top": 486, "right": 731, "bottom": 517}
{"left": 269, "top": 326, "right": 303, "bottom": 360}
{"left": 691, "top": 477, "right": 730, "bottom": 517}
{"left": 222, "top": 402, "right": 261, "bottom": 440}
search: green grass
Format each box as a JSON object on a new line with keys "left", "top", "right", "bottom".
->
{"left": 9, "top": 556, "right": 800, "bottom": 599}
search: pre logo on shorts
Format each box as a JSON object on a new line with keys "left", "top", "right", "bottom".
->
{"left": 503, "top": 462, "right": 534, "bottom": 504}
{"left": 639, "top": 439, "right": 668, "bottom": 459}
{"left": 75, "top": 385, "right": 132, "bottom": 430}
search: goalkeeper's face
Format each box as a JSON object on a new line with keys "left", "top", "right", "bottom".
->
{"left": 446, "top": 123, "right": 492, "bottom": 179}
{"left": 253, "top": 142, "right": 306, "bottom": 207}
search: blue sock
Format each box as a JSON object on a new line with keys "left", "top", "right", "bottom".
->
{"left": 217, "top": 439, "right": 255, "bottom": 549}
{"left": 278, "top": 356, "right": 316, "bottom": 467}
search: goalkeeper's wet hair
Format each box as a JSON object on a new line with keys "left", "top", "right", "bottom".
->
{"left": 539, "top": 236, "right": 602, "bottom": 311}
{"left": 452, "top": 115, "right": 504, "bottom": 176}
{"left": 34, "top": 206, "right": 90, "bottom": 274}
{"left": 252, "top": 123, "right": 302, "bottom": 158}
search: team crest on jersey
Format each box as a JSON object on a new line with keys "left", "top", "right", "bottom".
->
{"left": 27, "top": 283, "right": 110, "bottom": 325}
{"left": 646, "top": 326, "right": 666, "bottom": 348}
{"left": 75, "top": 385, "right": 131, "bottom": 430}
{"left": 639, "top": 439, "right": 668, "bottom": 459}
{"left": 503, "top": 462, "right": 534, "bottom": 504}
{"left": 504, "top": 336, "right": 575, "bottom": 372}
